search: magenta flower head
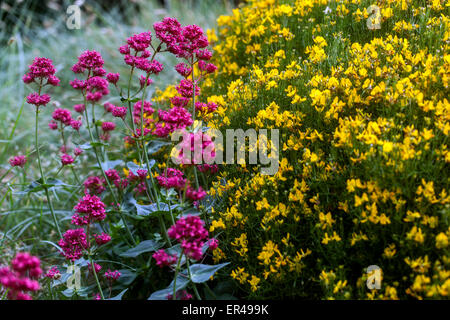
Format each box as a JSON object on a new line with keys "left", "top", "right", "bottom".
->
{"left": 106, "top": 72, "right": 120, "bottom": 85}
{"left": 101, "top": 121, "right": 116, "bottom": 132}
{"left": 61, "top": 154, "right": 74, "bottom": 166}
{"left": 45, "top": 266, "right": 61, "bottom": 280}
{"left": 70, "top": 119, "right": 82, "bottom": 131}
{"left": 175, "top": 63, "right": 192, "bottom": 78}
{"left": 52, "top": 108, "right": 73, "bottom": 126}
{"left": 23, "top": 57, "right": 59, "bottom": 86}
{"left": 168, "top": 216, "right": 209, "bottom": 260}
{"left": 104, "top": 270, "right": 121, "bottom": 281}
{"left": 58, "top": 228, "right": 88, "bottom": 261}
{"left": 74, "top": 148, "right": 83, "bottom": 157}
{"left": 126, "top": 31, "right": 152, "bottom": 52}
{"left": 72, "top": 194, "right": 107, "bottom": 225}
{"left": 84, "top": 176, "right": 106, "bottom": 195}
{"left": 139, "top": 76, "right": 153, "bottom": 88}
{"left": 152, "top": 250, "right": 177, "bottom": 268}
{"left": 149, "top": 60, "right": 164, "bottom": 74}
{"left": 26, "top": 93, "right": 51, "bottom": 107}
{"left": 72, "top": 50, "right": 104, "bottom": 74}
{"left": 9, "top": 155, "right": 27, "bottom": 168}
{"left": 0, "top": 252, "right": 42, "bottom": 300}
{"left": 73, "top": 104, "right": 86, "bottom": 113}
{"left": 112, "top": 106, "right": 127, "bottom": 119}
{"left": 48, "top": 120, "right": 58, "bottom": 130}
{"left": 93, "top": 233, "right": 111, "bottom": 246}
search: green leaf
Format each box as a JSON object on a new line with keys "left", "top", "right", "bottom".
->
{"left": 188, "top": 263, "right": 230, "bottom": 283}
{"left": 119, "top": 240, "right": 163, "bottom": 258}
{"left": 148, "top": 275, "right": 190, "bottom": 300}
{"left": 135, "top": 202, "right": 179, "bottom": 216}
{"left": 108, "top": 288, "right": 128, "bottom": 300}
{"left": 101, "top": 160, "right": 123, "bottom": 171}
{"left": 116, "top": 269, "right": 138, "bottom": 286}
{"left": 18, "top": 178, "right": 67, "bottom": 194}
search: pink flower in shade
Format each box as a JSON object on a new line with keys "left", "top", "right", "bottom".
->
{"left": 105, "top": 169, "right": 128, "bottom": 189}
{"left": 153, "top": 107, "right": 193, "bottom": 138}
{"left": 86, "top": 76, "right": 109, "bottom": 102}
{"left": 84, "top": 176, "right": 106, "bottom": 195}
{"left": 101, "top": 122, "right": 116, "bottom": 132}
{"left": 74, "top": 148, "right": 83, "bottom": 157}
{"left": 104, "top": 270, "right": 121, "bottom": 281}
{"left": 0, "top": 252, "right": 41, "bottom": 300}
{"left": 48, "top": 120, "right": 58, "bottom": 130}
{"left": 103, "top": 102, "right": 116, "bottom": 113}
{"left": 70, "top": 119, "right": 82, "bottom": 131}
{"left": 73, "top": 104, "right": 86, "bottom": 113}
{"left": 148, "top": 60, "right": 163, "bottom": 74}
{"left": 92, "top": 68, "right": 106, "bottom": 77}
{"left": 52, "top": 108, "right": 73, "bottom": 126}
{"left": 153, "top": 17, "right": 183, "bottom": 55}
{"left": 93, "top": 233, "right": 111, "bottom": 246}
{"left": 198, "top": 60, "right": 217, "bottom": 73}
{"left": 156, "top": 168, "right": 186, "bottom": 190}
{"left": 186, "top": 186, "right": 207, "bottom": 201}
{"left": 152, "top": 250, "right": 177, "bottom": 268}
{"left": 170, "top": 96, "right": 190, "bottom": 108}
{"left": 132, "top": 101, "right": 154, "bottom": 125}
{"left": 70, "top": 79, "right": 87, "bottom": 91}
{"left": 26, "top": 93, "right": 51, "bottom": 107}
{"left": 168, "top": 216, "right": 208, "bottom": 260}
{"left": 207, "top": 238, "right": 219, "bottom": 251}
{"left": 9, "top": 155, "right": 27, "bottom": 168}
{"left": 93, "top": 293, "right": 102, "bottom": 300}
{"left": 23, "top": 57, "right": 59, "bottom": 86}
{"left": 106, "top": 72, "right": 120, "bottom": 84}
{"left": 45, "top": 266, "right": 61, "bottom": 279}
{"left": 139, "top": 76, "right": 153, "bottom": 88}
{"left": 176, "top": 79, "right": 200, "bottom": 98}
{"left": 167, "top": 290, "right": 193, "bottom": 300}
{"left": 175, "top": 63, "right": 192, "bottom": 77}
{"left": 119, "top": 45, "right": 130, "bottom": 55}
{"left": 195, "top": 49, "right": 212, "bottom": 61}
{"left": 126, "top": 31, "right": 152, "bottom": 52}
{"left": 112, "top": 106, "right": 127, "bottom": 119}
{"left": 73, "top": 194, "right": 107, "bottom": 225}
{"left": 88, "top": 262, "right": 102, "bottom": 274}
{"left": 58, "top": 228, "right": 88, "bottom": 261}
{"left": 72, "top": 50, "right": 104, "bottom": 73}
{"left": 177, "top": 131, "right": 216, "bottom": 165}
{"left": 61, "top": 154, "right": 74, "bottom": 166}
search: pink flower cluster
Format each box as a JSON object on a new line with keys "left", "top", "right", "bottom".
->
{"left": 167, "top": 216, "right": 209, "bottom": 260}
{"left": 84, "top": 176, "right": 106, "bottom": 195}
{"left": 94, "top": 233, "right": 111, "bottom": 246}
{"left": 0, "top": 252, "right": 42, "bottom": 300}
{"left": 177, "top": 131, "right": 216, "bottom": 165}
{"left": 156, "top": 168, "right": 186, "bottom": 190}
{"left": 105, "top": 169, "right": 128, "bottom": 189}
{"left": 152, "top": 249, "right": 178, "bottom": 268}
{"left": 133, "top": 101, "right": 154, "bottom": 126}
{"left": 70, "top": 50, "right": 111, "bottom": 102}
{"left": 58, "top": 228, "right": 88, "bottom": 261}
{"left": 45, "top": 266, "right": 61, "bottom": 279}
{"left": 153, "top": 107, "right": 193, "bottom": 137}
{"left": 9, "top": 155, "right": 27, "bottom": 168}
{"left": 72, "top": 194, "right": 107, "bottom": 226}
{"left": 104, "top": 270, "right": 121, "bottom": 281}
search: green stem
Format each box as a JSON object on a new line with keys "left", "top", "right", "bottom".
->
{"left": 35, "top": 108, "right": 62, "bottom": 239}
{"left": 89, "top": 256, "right": 105, "bottom": 300}
{"left": 186, "top": 258, "right": 201, "bottom": 300}
{"left": 172, "top": 252, "right": 184, "bottom": 300}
